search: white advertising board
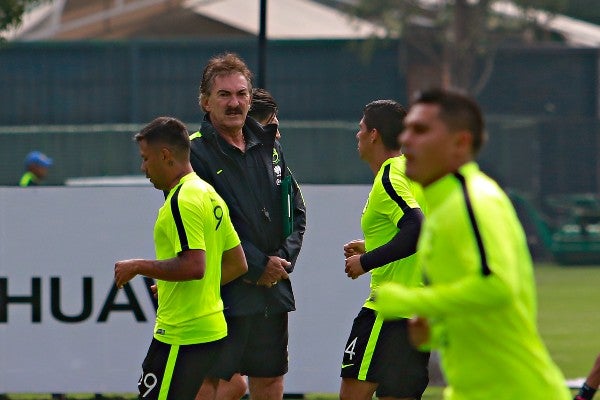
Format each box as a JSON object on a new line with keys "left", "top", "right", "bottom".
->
{"left": 0, "top": 184, "right": 371, "bottom": 394}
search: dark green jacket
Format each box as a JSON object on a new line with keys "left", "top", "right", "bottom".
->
{"left": 190, "top": 115, "right": 306, "bottom": 317}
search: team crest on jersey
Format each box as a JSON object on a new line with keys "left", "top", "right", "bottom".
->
{"left": 274, "top": 165, "right": 282, "bottom": 185}
{"left": 273, "top": 148, "right": 282, "bottom": 185}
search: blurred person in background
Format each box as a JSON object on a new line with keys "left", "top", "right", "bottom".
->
{"left": 375, "top": 88, "right": 571, "bottom": 400}
{"left": 340, "top": 100, "right": 429, "bottom": 400}
{"left": 191, "top": 53, "right": 306, "bottom": 400}
{"left": 19, "top": 150, "right": 53, "bottom": 187}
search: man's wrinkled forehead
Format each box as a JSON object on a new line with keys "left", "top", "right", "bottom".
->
{"left": 209, "top": 72, "right": 251, "bottom": 94}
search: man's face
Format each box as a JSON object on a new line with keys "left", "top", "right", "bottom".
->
{"left": 356, "top": 116, "right": 374, "bottom": 160}
{"left": 31, "top": 164, "right": 49, "bottom": 179}
{"left": 268, "top": 114, "right": 281, "bottom": 140}
{"left": 258, "top": 113, "right": 281, "bottom": 140}
{"left": 138, "top": 139, "right": 167, "bottom": 191}
{"left": 400, "top": 103, "right": 459, "bottom": 187}
{"left": 202, "top": 73, "right": 251, "bottom": 133}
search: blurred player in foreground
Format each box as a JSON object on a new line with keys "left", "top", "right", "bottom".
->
{"left": 375, "top": 89, "right": 571, "bottom": 400}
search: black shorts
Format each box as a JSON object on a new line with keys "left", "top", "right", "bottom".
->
{"left": 208, "top": 313, "right": 289, "bottom": 380}
{"left": 340, "top": 308, "right": 430, "bottom": 398}
{"left": 138, "top": 337, "right": 224, "bottom": 400}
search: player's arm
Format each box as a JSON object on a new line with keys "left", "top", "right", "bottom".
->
{"left": 114, "top": 249, "right": 205, "bottom": 288}
{"left": 375, "top": 272, "right": 513, "bottom": 320}
{"left": 360, "top": 207, "right": 424, "bottom": 271}
{"left": 345, "top": 207, "right": 423, "bottom": 279}
{"left": 221, "top": 244, "right": 248, "bottom": 285}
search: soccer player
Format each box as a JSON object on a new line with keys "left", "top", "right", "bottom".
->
{"left": 114, "top": 116, "right": 248, "bottom": 400}
{"left": 375, "top": 89, "right": 572, "bottom": 400}
{"left": 340, "top": 100, "right": 429, "bottom": 400}
{"left": 19, "top": 150, "right": 53, "bottom": 187}
{"left": 574, "top": 353, "right": 600, "bottom": 400}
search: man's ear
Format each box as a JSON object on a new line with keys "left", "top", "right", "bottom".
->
{"left": 455, "top": 130, "right": 473, "bottom": 152}
{"left": 370, "top": 128, "right": 379, "bottom": 143}
{"left": 200, "top": 95, "right": 210, "bottom": 113}
{"left": 160, "top": 147, "right": 172, "bottom": 162}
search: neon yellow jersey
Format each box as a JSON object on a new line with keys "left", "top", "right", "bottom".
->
{"left": 153, "top": 172, "right": 240, "bottom": 345}
{"left": 362, "top": 156, "right": 426, "bottom": 314}
{"left": 376, "top": 162, "right": 570, "bottom": 399}
{"left": 19, "top": 171, "right": 37, "bottom": 187}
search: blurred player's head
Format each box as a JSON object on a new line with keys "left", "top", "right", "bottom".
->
{"left": 24, "top": 150, "right": 53, "bottom": 180}
{"left": 400, "top": 88, "right": 486, "bottom": 187}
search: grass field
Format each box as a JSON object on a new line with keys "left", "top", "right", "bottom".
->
{"left": 4, "top": 263, "right": 598, "bottom": 400}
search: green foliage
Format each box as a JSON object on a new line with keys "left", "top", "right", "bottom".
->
{"left": 0, "top": 0, "right": 26, "bottom": 31}
{"left": 0, "top": 0, "right": 45, "bottom": 40}
{"left": 346, "top": 0, "right": 576, "bottom": 93}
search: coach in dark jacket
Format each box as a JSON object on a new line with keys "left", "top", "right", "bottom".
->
{"left": 191, "top": 52, "right": 306, "bottom": 400}
{"left": 190, "top": 115, "right": 305, "bottom": 316}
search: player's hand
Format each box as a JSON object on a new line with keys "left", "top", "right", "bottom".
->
{"left": 150, "top": 284, "right": 158, "bottom": 299}
{"left": 345, "top": 254, "right": 366, "bottom": 279}
{"left": 408, "top": 317, "right": 430, "bottom": 348}
{"left": 257, "top": 256, "right": 290, "bottom": 287}
{"left": 114, "top": 259, "right": 140, "bottom": 289}
{"left": 343, "top": 239, "right": 365, "bottom": 258}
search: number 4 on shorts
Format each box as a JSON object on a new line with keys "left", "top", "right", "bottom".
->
{"left": 344, "top": 337, "right": 357, "bottom": 360}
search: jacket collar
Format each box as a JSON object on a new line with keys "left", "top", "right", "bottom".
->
{"left": 200, "top": 114, "right": 277, "bottom": 149}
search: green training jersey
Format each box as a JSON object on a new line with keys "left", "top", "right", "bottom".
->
{"left": 153, "top": 172, "right": 240, "bottom": 345}
{"left": 362, "top": 156, "right": 426, "bottom": 313}
{"left": 19, "top": 171, "right": 38, "bottom": 187}
{"left": 376, "top": 162, "right": 570, "bottom": 400}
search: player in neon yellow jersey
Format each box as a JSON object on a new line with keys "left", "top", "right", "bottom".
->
{"left": 340, "top": 100, "right": 429, "bottom": 400}
{"left": 114, "top": 117, "right": 248, "bottom": 400}
{"left": 375, "top": 89, "right": 571, "bottom": 400}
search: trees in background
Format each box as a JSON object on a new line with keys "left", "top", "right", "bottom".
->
{"left": 346, "top": 0, "right": 574, "bottom": 94}
{"left": 1, "top": 0, "right": 46, "bottom": 41}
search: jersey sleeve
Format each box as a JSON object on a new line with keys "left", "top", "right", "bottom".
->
{"left": 383, "top": 164, "right": 422, "bottom": 227}
{"left": 176, "top": 193, "right": 207, "bottom": 252}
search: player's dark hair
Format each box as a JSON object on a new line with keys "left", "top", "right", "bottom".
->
{"left": 363, "top": 100, "right": 407, "bottom": 150}
{"left": 249, "top": 88, "right": 278, "bottom": 124}
{"left": 134, "top": 117, "right": 190, "bottom": 158}
{"left": 412, "top": 89, "right": 486, "bottom": 155}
